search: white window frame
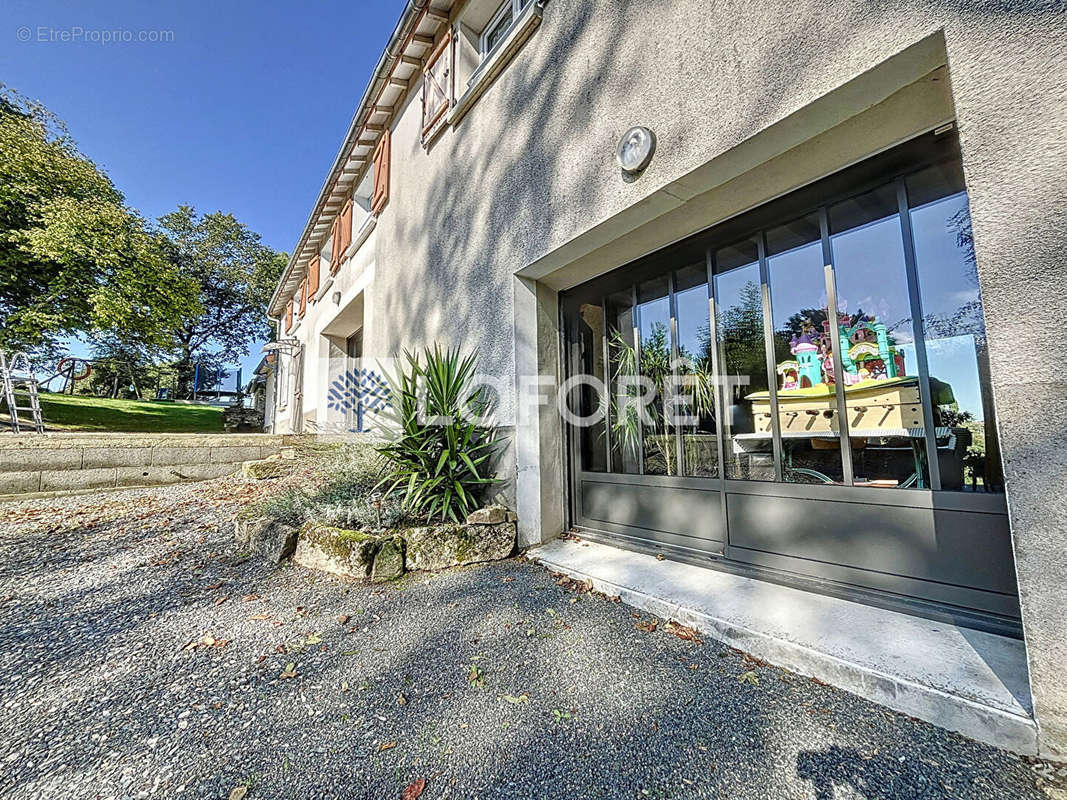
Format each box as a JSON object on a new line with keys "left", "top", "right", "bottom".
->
{"left": 479, "top": 0, "right": 528, "bottom": 57}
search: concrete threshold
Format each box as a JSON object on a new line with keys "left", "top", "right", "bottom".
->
{"left": 530, "top": 537, "right": 1036, "bottom": 755}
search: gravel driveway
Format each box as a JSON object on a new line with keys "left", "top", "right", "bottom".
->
{"left": 0, "top": 479, "right": 1056, "bottom": 799}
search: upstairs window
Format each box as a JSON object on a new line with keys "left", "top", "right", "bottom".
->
{"left": 371, "top": 130, "right": 390, "bottom": 215}
{"left": 481, "top": 0, "right": 529, "bottom": 56}
{"left": 422, "top": 30, "right": 454, "bottom": 142}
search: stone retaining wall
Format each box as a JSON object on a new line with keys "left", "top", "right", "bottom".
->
{"left": 0, "top": 433, "right": 305, "bottom": 498}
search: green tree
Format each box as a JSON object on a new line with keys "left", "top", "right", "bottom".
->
{"left": 156, "top": 206, "right": 286, "bottom": 396}
{"left": 0, "top": 86, "right": 198, "bottom": 355}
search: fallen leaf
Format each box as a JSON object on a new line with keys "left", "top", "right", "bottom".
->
{"left": 738, "top": 670, "right": 760, "bottom": 686}
{"left": 378, "top": 740, "right": 397, "bottom": 752}
{"left": 241, "top": 594, "right": 259, "bottom": 602}
{"left": 635, "top": 619, "right": 658, "bottom": 634}
{"left": 305, "top": 633, "right": 322, "bottom": 645}
{"left": 249, "top": 614, "right": 271, "bottom": 621}
{"left": 228, "top": 787, "right": 248, "bottom": 800}
{"left": 397, "top": 693, "right": 407, "bottom": 706}
{"left": 665, "top": 621, "right": 702, "bottom": 644}
{"left": 206, "top": 582, "right": 223, "bottom": 591}
{"left": 337, "top": 614, "right": 350, "bottom": 625}
{"left": 656, "top": 554, "right": 666, "bottom": 561}
{"left": 280, "top": 662, "right": 297, "bottom": 679}
{"left": 214, "top": 595, "right": 228, "bottom": 606}
{"left": 402, "top": 778, "right": 426, "bottom": 800}
{"left": 501, "top": 693, "right": 529, "bottom": 705}
{"left": 200, "top": 634, "right": 216, "bottom": 647}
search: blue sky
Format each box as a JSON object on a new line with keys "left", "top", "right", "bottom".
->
{"left": 2, "top": 0, "right": 403, "bottom": 388}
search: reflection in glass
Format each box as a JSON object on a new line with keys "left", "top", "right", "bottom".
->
{"left": 830, "top": 185, "right": 929, "bottom": 488}
{"left": 766, "top": 214, "right": 844, "bottom": 484}
{"left": 715, "top": 240, "right": 773, "bottom": 480}
{"left": 576, "top": 302, "right": 607, "bottom": 472}
{"left": 606, "top": 289, "right": 640, "bottom": 474}
{"left": 636, "top": 276, "right": 675, "bottom": 475}
{"left": 908, "top": 164, "right": 1004, "bottom": 492}
{"left": 674, "top": 263, "right": 718, "bottom": 476}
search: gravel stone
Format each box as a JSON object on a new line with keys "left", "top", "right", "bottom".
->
{"left": 0, "top": 478, "right": 1058, "bottom": 799}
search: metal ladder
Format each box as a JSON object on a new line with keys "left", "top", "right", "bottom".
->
{"left": 0, "top": 351, "right": 45, "bottom": 433}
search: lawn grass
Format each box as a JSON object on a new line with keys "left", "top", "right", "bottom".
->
{"left": 4, "top": 391, "right": 224, "bottom": 433}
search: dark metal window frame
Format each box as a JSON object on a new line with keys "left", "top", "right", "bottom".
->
{"left": 562, "top": 127, "right": 992, "bottom": 498}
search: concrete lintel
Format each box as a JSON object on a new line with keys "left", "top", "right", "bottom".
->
{"left": 530, "top": 538, "right": 1037, "bottom": 756}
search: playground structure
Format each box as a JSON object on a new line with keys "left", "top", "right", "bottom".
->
{"left": 38, "top": 356, "right": 246, "bottom": 405}
{"left": 39, "top": 357, "right": 143, "bottom": 399}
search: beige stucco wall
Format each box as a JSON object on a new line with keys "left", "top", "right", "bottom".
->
{"left": 275, "top": 0, "right": 1067, "bottom": 756}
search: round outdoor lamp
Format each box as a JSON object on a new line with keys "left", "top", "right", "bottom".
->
{"left": 617, "top": 126, "right": 656, "bottom": 174}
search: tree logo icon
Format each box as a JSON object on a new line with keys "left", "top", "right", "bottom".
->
{"left": 326, "top": 365, "right": 389, "bottom": 432}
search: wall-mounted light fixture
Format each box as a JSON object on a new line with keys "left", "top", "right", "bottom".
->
{"left": 617, "top": 126, "right": 656, "bottom": 175}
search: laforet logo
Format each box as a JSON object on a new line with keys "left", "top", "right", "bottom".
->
{"left": 326, "top": 366, "right": 390, "bottom": 432}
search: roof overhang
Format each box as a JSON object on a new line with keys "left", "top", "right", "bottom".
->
{"left": 269, "top": 0, "right": 456, "bottom": 317}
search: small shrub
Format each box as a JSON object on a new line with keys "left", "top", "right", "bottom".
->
{"left": 252, "top": 443, "right": 408, "bottom": 530}
{"left": 375, "top": 345, "right": 505, "bottom": 523}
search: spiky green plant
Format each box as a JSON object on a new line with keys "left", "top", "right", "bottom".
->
{"left": 374, "top": 345, "right": 504, "bottom": 522}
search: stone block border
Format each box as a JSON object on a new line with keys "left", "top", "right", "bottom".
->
{"left": 0, "top": 433, "right": 315, "bottom": 500}
{"left": 237, "top": 506, "right": 517, "bottom": 581}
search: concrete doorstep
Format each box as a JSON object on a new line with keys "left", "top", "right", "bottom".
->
{"left": 530, "top": 537, "right": 1037, "bottom": 756}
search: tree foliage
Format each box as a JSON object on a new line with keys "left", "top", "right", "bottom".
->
{"left": 0, "top": 86, "right": 198, "bottom": 355}
{"left": 156, "top": 206, "right": 285, "bottom": 390}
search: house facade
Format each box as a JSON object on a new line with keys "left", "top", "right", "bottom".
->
{"left": 266, "top": 0, "right": 1067, "bottom": 757}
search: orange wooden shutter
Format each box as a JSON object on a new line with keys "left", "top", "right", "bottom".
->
{"left": 308, "top": 255, "right": 320, "bottom": 297}
{"left": 298, "top": 279, "right": 307, "bottom": 317}
{"left": 285, "top": 299, "right": 293, "bottom": 332}
{"left": 340, "top": 200, "right": 352, "bottom": 252}
{"left": 371, "top": 130, "right": 390, "bottom": 215}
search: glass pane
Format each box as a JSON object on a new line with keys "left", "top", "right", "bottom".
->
{"left": 576, "top": 302, "right": 607, "bottom": 472}
{"left": 606, "top": 289, "right": 640, "bottom": 474}
{"left": 674, "top": 262, "right": 718, "bottom": 477}
{"left": 767, "top": 214, "right": 844, "bottom": 484}
{"left": 637, "top": 276, "right": 675, "bottom": 475}
{"left": 830, "top": 184, "right": 929, "bottom": 488}
{"left": 908, "top": 167, "right": 1004, "bottom": 492}
{"left": 485, "top": 7, "right": 513, "bottom": 52}
{"left": 715, "top": 240, "right": 774, "bottom": 480}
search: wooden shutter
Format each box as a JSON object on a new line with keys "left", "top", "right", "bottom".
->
{"left": 422, "top": 30, "right": 453, "bottom": 140}
{"left": 307, "top": 255, "right": 320, "bottom": 298}
{"left": 285, "top": 299, "right": 294, "bottom": 332}
{"left": 371, "top": 130, "right": 390, "bottom": 215}
{"left": 340, "top": 200, "right": 353, "bottom": 253}
{"left": 298, "top": 279, "right": 307, "bottom": 317}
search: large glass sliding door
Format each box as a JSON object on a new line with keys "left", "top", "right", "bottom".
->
{"left": 562, "top": 129, "right": 1017, "bottom": 627}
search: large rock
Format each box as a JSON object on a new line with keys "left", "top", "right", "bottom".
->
{"left": 371, "top": 537, "right": 404, "bottom": 583}
{"left": 402, "top": 522, "right": 515, "bottom": 572}
{"left": 239, "top": 458, "right": 290, "bottom": 480}
{"left": 293, "top": 521, "right": 381, "bottom": 579}
{"left": 249, "top": 521, "right": 298, "bottom": 564}
{"left": 233, "top": 512, "right": 273, "bottom": 548}
{"left": 465, "top": 505, "right": 509, "bottom": 525}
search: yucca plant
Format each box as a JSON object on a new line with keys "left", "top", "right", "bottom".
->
{"left": 374, "top": 345, "right": 504, "bottom": 522}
